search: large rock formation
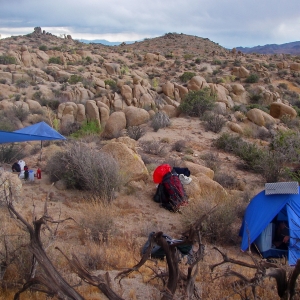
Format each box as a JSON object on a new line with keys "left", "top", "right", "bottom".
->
{"left": 101, "top": 137, "right": 149, "bottom": 184}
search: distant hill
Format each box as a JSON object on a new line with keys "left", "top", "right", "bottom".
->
{"left": 236, "top": 41, "right": 300, "bottom": 55}
{"left": 77, "top": 39, "right": 136, "bottom": 46}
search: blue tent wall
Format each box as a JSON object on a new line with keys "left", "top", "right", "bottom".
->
{"left": 240, "top": 187, "right": 300, "bottom": 265}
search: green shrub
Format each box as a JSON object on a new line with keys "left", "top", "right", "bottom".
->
{"left": 70, "top": 120, "right": 102, "bottom": 138}
{"left": 150, "top": 111, "right": 170, "bottom": 132}
{"left": 48, "top": 57, "right": 63, "bottom": 65}
{"left": 39, "top": 45, "right": 48, "bottom": 51}
{"left": 0, "top": 55, "right": 16, "bottom": 65}
{"left": 179, "top": 71, "right": 196, "bottom": 83}
{"left": 270, "top": 130, "right": 300, "bottom": 163}
{"left": 46, "top": 142, "right": 121, "bottom": 201}
{"left": 213, "top": 133, "right": 242, "bottom": 153}
{"left": 245, "top": 73, "right": 259, "bottom": 83}
{"left": 68, "top": 74, "right": 83, "bottom": 84}
{"left": 104, "top": 79, "right": 118, "bottom": 92}
{"left": 179, "top": 88, "right": 216, "bottom": 117}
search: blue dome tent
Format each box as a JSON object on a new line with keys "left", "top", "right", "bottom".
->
{"left": 240, "top": 182, "right": 300, "bottom": 265}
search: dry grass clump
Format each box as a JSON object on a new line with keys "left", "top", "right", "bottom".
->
{"left": 79, "top": 201, "right": 116, "bottom": 244}
{"left": 201, "top": 152, "right": 221, "bottom": 172}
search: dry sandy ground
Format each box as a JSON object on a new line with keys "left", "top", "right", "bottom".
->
{"left": 1, "top": 116, "right": 269, "bottom": 299}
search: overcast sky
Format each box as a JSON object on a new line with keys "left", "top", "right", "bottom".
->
{"left": 1, "top": 0, "right": 300, "bottom": 49}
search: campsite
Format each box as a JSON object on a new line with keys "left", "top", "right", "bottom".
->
{"left": 1, "top": 29, "right": 300, "bottom": 299}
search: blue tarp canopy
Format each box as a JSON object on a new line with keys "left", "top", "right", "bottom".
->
{"left": 240, "top": 187, "right": 300, "bottom": 265}
{"left": 14, "top": 121, "right": 66, "bottom": 141}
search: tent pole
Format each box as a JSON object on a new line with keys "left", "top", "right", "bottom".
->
{"left": 40, "top": 141, "right": 43, "bottom": 161}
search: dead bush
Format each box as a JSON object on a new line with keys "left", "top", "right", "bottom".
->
{"left": 139, "top": 140, "right": 168, "bottom": 157}
{"left": 126, "top": 125, "right": 146, "bottom": 140}
{"left": 201, "top": 152, "right": 221, "bottom": 172}
{"left": 213, "top": 172, "right": 238, "bottom": 189}
{"left": 150, "top": 111, "right": 170, "bottom": 132}
{"left": 46, "top": 142, "right": 121, "bottom": 201}
{"left": 202, "top": 112, "right": 226, "bottom": 133}
{"left": 181, "top": 196, "right": 239, "bottom": 245}
{"left": 172, "top": 139, "right": 186, "bottom": 152}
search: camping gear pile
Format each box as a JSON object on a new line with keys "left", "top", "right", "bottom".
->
{"left": 240, "top": 182, "right": 300, "bottom": 265}
{"left": 153, "top": 164, "right": 190, "bottom": 212}
{"left": 141, "top": 232, "right": 193, "bottom": 261}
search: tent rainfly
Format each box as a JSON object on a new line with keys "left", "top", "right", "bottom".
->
{"left": 240, "top": 182, "right": 300, "bottom": 265}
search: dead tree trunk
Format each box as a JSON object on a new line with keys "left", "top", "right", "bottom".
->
{"left": 5, "top": 191, "right": 84, "bottom": 300}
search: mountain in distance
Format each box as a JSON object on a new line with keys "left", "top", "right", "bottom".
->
{"left": 77, "top": 39, "right": 136, "bottom": 46}
{"left": 236, "top": 41, "right": 300, "bottom": 55}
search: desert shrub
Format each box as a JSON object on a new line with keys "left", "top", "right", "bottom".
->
{"left": 139, "top": 140, "right": 168, "bottom": 157}
{"left": 46, "top": 142, "right": 121, "bottom": 201}
{"left": 68, "top": 74, "right": 83, "bottom": 84}
{"left": 278, "top": 82, "right": 288, "bottom": 90}
{"left": 235, "top": 141, "right": 264, "bottom": 170}
{"left": 201, "top": 152, "right": 221, "bottom": 172}
{"left": 150, "top": 111, "right": 170, "bottom": 132}
{"left": 248, "top": 90, "right": 262, "bottom": 103}
{"left": 254, "top": 150, "right": 285, "bottom": 183}
{"left": 48, "top": 56, "right": 63, "bottom": 65}
{"left": 179, "top": 88, "right": 216, "bottom": 117}
{"left": 11, "top": 106, "right": 29, "bottom": 122}
{"left": 172, "top": 139, "right": 186, "bottom": 152}
{"left": 0, "top": 144, "right": 23, "bottom": 163}
{"left": 104, "top": 79, "right": 118, "bottom": 92}
{"left": 254, "top": 127, "right": 272, "bottom": 141}
{"left": 0, "top": 55, "right": 16, "bottom": 65}
{"left": 70, "top": 120, "right": 102, "bottom": 138}
{"left": 179, "top": 71, "right": 196, "bottom": 83}
{"left": 60, "top": 121, "right": 82, "bottom": 136}
{"left": 245, "top": 73, "right": 259, "bottom": 83}
{"left": 38, "top": 99, "right": 60, "bottom": 111}
{"left": 32, "top": 91, "right": 43, "bottom": 100}
{"left": 212, "top": 59, "right": 222, "bottom": 65}
{"left": 181, "top": 196, "right": 238, "bottom": 245}
{"left": 0, "top": 79, "right": 7, "bottom": 84}
{"left": 213, "top": 133, "right": 243, "bottom": 153}
{"left": 126, "top": 125, "right": 146, "bottom": 141}
{"left": 270, "top": 130, "right": 300, "bottom": 163}
{"left": 202, "top": 112, "right": 226, "bottom": 133}
{"left": 280, "top": 114, "right": 300, "bottom": 130}
{"left": 15, "top": 79, "right": 29, "bottom": 88}
{"left": 39, "top": 45, "right": 48, "bottom": 51}
{"left": 214, "top": 172, "right": 238, "bottom": 189}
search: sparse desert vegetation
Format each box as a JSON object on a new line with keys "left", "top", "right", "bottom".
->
{"left": 1, "top": 28, "right": 300, "bottom": 299}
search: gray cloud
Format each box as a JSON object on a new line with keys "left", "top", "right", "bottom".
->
{"left": 1, "top": 0, "right": 300, "bottom": 48}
